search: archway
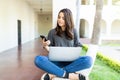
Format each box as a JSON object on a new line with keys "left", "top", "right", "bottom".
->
{"left": 79, "top": 19, "right": 89, "bottom": 38}
{"left": 111, "top": 19, "right": 120, "bottom": 36}
{"left": 101, "top": 19, "right": 107, "bottom": 35}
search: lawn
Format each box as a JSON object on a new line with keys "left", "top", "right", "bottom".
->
{"left": 89, "top": 58, "right": 120, "bottom": 80}
{"left": 102, "top": 43, "right": 120, "bottom": 47}
{"left": 81, "top": 44, "right": 120, "bottom": 80}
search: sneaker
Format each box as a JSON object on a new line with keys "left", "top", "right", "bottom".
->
{"left": 53, "top": 73, "right": 69, "bottom": 80}
{"left": 63, "top": 73, "right": 69, "bottom": 79}
{"left": 41, "top": 73, "right": 50, "bottom": 80}
{"left": 78, "top": 74, "right": 86, "bottom": 80}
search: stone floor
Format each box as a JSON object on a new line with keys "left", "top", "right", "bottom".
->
{"left": 0, "top": 38, "right": 119, "bottom": 80}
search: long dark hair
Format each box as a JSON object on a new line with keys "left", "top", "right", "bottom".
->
{"left": 55, "top": 8, "right": 74, "bottom": 40}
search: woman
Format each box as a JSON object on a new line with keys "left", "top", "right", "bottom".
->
{"left": 34, "top": 8, "right": 92, "bottom": 80}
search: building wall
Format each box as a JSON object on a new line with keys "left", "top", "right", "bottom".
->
{"left": 52, "top": 0, "right": 120, "bottom": 43}
{"left": 0, "top": 0, "right": 120, "bottom": 52}
{"left": 78, "top": 5, "right": 120, "bottom": 40}
{"left": 38, "top": 14, "right": 52, "bottom": 36}
{"left": 0, "top": 0, "right": 38, "bottom": 52}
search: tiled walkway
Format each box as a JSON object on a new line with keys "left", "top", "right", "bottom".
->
{"left": 0, "top": 38, "right": 47, "bottom": 80}
{"left": 81, "top": 38, "right": 120, "bottom": 63}
{"left": 98, "top": 46, "right": 120, "bottom": 62}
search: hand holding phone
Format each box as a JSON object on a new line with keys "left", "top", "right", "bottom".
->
{"left": 40, "top": 35, "right": 47, "bottom": 41}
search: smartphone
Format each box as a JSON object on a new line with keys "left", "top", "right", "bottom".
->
{"left": 40, "top": 35, "right": 47, "bottom": 41}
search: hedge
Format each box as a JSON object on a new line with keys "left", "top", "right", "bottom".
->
{"left": 97, "top": 52, "right": 120, "bottom": 73}
{"left": 82, "top": 44, "right": 120, "bottom": 73}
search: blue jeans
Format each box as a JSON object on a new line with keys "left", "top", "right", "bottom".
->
{"left": 34, "top": 56, "right": 92, "bottom": 77}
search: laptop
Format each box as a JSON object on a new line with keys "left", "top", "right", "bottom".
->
{"left": 48, "top": 47, "right": 82, "bottom": 61}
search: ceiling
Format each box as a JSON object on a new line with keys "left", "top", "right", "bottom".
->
{"left": 25, "top": 0, "right": 52, "bottom": 14}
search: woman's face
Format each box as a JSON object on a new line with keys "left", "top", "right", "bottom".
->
{"left": 57, "top": 12, "right": 65, "bottom": 28}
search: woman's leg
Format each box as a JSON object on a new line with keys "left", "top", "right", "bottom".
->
{"left": 34, "top": 55, "right": 65, "bottom": 77}
{"left": 63, "top": 56, "right": 92, "bottom": 73}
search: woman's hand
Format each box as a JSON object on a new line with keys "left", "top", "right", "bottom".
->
{"left": 41, "top": 38, "right": 51, "bottom": 52}
{"left": 42, "top": 39, "right": 50, "bottom": 46}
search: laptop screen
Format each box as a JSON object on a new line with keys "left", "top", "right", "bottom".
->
{"left": 48, "top": 47, "right": 82, "bottom": 61}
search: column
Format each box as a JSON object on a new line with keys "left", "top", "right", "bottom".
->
{"left": 106, "top": 21, "right": 112, "bottom": 37}
{"left": 76, "top": 0, "right": 81, "bottom": 37}
{"left": 108, "top": 0, "right": 112, "bottom": 5}
{"left": 90, "top": 0, "right": 94, "bottom": 5}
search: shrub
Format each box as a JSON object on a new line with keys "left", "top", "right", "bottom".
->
{"left": 97, "top": 52, "right": 120, "bottom": 73}
{"left": 82, "top": 44, "right": 120, "bottom": 73}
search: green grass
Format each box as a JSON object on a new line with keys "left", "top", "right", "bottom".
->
{"left": 81, "top": 44, "right": 120, "bottom": 80}
{"left": 89, "top": 58, "right": 120, "bottom": 80}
